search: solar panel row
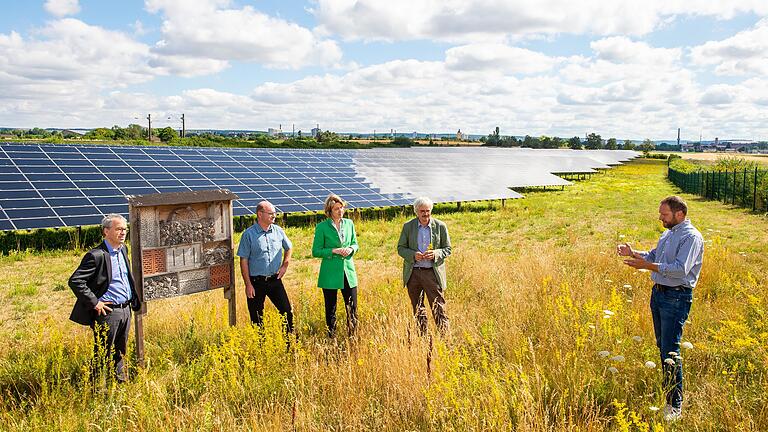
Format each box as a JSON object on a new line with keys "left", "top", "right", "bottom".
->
{"left": 0, "top": 143, "right": 637, "bottom": 231}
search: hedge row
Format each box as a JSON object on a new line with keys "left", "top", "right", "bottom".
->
{"left": 0, "top": 201, "right": 508, "bottom": 255}
{"left": 0, "top": 225, "right": 104, "bottom": 253}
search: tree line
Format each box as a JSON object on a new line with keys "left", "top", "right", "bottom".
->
{"left": 2, "top": 125, "right": 671, "bottom": 153}
{"left": 480, "top": 129, "right": 658, "bottom": 151}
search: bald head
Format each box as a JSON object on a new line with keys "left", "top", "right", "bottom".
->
{"left": 255, "top": 201, "right": 276, "bottom": 228}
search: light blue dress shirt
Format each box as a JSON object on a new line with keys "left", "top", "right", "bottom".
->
{"left": 414, "top": 223, "right": 433, "bottom": 268}
{"left": 100, "top": 240, "right": 132, "bottom": 304}
{"left": 641, "top": 219, "right": 704, "bottom": 288}
{"left": 237, "top": 223, "right": 292, "bottom": 276}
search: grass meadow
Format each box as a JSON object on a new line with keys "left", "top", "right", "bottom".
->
{"left": 1, "top": 159, "right": 767, "bottom": 431}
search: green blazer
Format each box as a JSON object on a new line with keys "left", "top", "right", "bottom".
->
{"left": 312, "top": 218, "right": 359, "bottom": 289}
{"left": 397, "top": 217, "right": 452, "bottom": 290}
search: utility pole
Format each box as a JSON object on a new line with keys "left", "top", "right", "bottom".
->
{"left": 292, "top": 123, "right": 295, "bottom": 137}
{"left": 181, "top": 113, "right": 185, "bottom": 138}
{"left": 147, "top": 114, "right": 152, "bottom": 141}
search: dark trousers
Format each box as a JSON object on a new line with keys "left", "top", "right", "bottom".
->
{"left": 650, "top": 285, "right": 693, "bottom": 409}
{"left": 91, "top": 306, "right": 131, "bottom": 382}
{"left": 322, "top": 276, "right": 357, "bottom": 337}
{"left": 247, "top": 277, "right": 294, "bottom": 333}
{"left": 407, "top": 267, "right": 449, "bottom": 335}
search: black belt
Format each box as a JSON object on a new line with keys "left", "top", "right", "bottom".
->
{"left": 413, "top": 267, "right": 433, "bottom": 270}
{"left": 654, "top": 283, "right": 691, "bottom": 292}
{"left": 252, "top": 274, "right": 279, "bottom": 282}
{"left": 110, "top": 301, "right": 131, "bottom": 309}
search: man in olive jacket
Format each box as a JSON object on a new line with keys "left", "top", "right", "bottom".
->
{"left": 397, "top": 197, "right": 451, "bottom": 335}
{"left": 69, "top": 214, "right": 141, "bottom": 382}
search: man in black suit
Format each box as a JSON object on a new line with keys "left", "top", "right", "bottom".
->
{"left": 69, "top": 214, "right": 141, "bottom": 382}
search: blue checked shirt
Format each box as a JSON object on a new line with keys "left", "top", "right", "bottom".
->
{"left": 640, "top": 219, "right": 704, "bottom": 288}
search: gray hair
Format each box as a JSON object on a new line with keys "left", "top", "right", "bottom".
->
{"left": 101, "top": 214, "right": 127, "bottom": 231}
{"left": 413, "top": 197, "right": 434, "bottom": 213}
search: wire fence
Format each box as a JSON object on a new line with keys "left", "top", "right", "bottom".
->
{"left": 668, "top": 166, "right": 768, "bottom": 212}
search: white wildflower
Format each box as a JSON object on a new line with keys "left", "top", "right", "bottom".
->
{"left": 623, "top": 284, "right": 632, "bottom": 289}
{"left": 632, "top": 336, "right": 642, "bottom": 342}
{"left": 603, "top": 310, "right": 615, "bottom": 316}
{"left": 664, "top": 358, "right": 676, "bottom": 366}
{"left": 644, "top": 361, "right": 657, "bottom": 369}
{"left": 608, "top": 367, "right": 619, "bottom": 374}
{"left": 682, "top": 341, "right": 693, "bottom": 350}
{"left": 603, "top": 314, "right": 612, "bottom": 319}
{"left": 598, "top": 350, "right": 610, "bottom": 358}
{"left": 605, "top": 279, "right": 613, "bottom": 283}
{"left": 650, "top": 406, "right": 660, "bottom": 412}
{"left": 610, "top": 355, "right": 625, "bottom": 362}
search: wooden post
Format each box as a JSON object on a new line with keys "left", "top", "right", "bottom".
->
{"left": 134, "top": 313, "right": 145, "bottom": 368}
{"left": 227, "top": 200, "right": 237, "bottom": 326}
{"left": 129, "top": 205, "right": 146, "bottom": 368}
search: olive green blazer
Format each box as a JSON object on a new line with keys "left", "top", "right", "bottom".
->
{"left": 397, "top": 217, "right": 451, "bottom": 290}
{"left": 312, "top": 218, "right": 359, "bottom": 289}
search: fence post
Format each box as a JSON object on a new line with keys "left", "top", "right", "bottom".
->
{"left": 742, "top": 168, "right": 747, "bottom": 207}
{"left": 753, "top": 167, "right": 758, "bottom": 211}
{"left": 724, "top": 170, "right": 728, "bottom": 204}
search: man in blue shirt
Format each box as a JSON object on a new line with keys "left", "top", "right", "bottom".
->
{"left": 618, "top": 196, "right": 704, "bottom": 422}
{"left": 237, "top": 201, "right": 293, "bottom": 333}
{"left": 69, "top": 214, "right": 141, "bottom": 383}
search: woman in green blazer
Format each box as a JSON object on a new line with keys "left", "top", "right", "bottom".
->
{"left": 312, "top": 194, "right": 359, "bottom": 337}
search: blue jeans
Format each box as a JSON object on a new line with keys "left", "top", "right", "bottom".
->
{"left": 650, "top": 286, "right": 693, "bottom": 409}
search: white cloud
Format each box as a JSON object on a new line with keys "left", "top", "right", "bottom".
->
{"left": 591, "top": 37, "right": 681, "bottom": 66}
{"left": 44, "top": 0, "right": 80, "bottom": 17}
{"left": 131, "top": 20, "right": 148, "bottom": 36}
{"left": 445, "top": 43, "right": 559, "bottom": 74}
{"left": 312, "top": 0, "right": 768, "bottom": 42}
{"left": 699, "top": 84, "right": 738, "bottom": 105}
{"left": 148, "top": 55, "right": 230, "bottom": 77}
{"left": 145, "top": 0, "right": 342, "bottom": 70}
{"left": 0, "top": 19, "right": 163, "bottom": 127}
{"left": 0, "top": 19, "right": 155, "bottom": 101}
{"left": 690, "top": 18, "right": 768, "bottom": 76}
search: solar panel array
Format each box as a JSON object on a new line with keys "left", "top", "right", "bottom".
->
{"left": 0, "top": 143, "right": 637, "bottom": 231}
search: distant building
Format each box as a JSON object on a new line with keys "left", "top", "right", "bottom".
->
{"left": 684, "top": 138, "right": 760, "bottom": 152}
{"left": 311, "top": 127, "right": 321, "bottom": 138}
{"left": 267, "top": 127, "right": 282, "bottom": 137}
{"left": 456, "top": 129, "right": 463, "bottom": 141}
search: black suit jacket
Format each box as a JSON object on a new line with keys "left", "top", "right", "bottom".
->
{"left": 68, "top": 241, "right": 141, "bottom": 326}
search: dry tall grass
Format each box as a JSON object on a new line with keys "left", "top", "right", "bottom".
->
{"left": 1, "top": 159, "right": 766, "bottom": 431}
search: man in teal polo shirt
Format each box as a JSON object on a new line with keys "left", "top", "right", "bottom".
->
{"left": 237, "top": 201, "right": 293, "bottom": 333}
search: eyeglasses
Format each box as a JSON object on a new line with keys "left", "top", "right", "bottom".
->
{"left": 258, "top": 210, "right": 277, "bottom": 216}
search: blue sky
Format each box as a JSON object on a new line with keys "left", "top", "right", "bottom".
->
{"left": 1, "top": 1, "right": 767, "bottom": 140}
